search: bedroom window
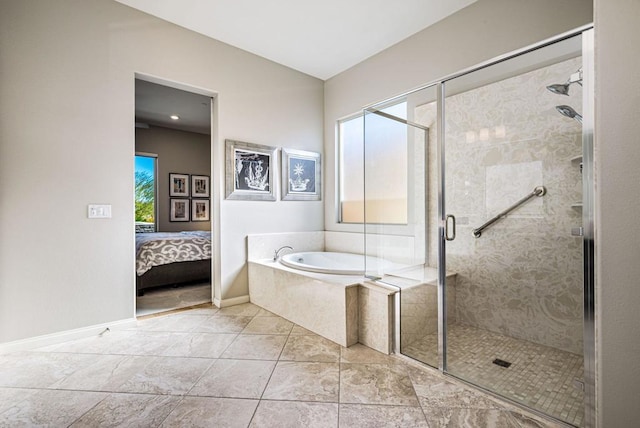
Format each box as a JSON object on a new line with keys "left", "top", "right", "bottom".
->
{"left": 135, "top": 153, "right": 157, "bottom": 232}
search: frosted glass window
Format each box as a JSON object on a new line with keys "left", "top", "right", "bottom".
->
{"left": 338, "top": 102, "right": 408, "bottom": 224}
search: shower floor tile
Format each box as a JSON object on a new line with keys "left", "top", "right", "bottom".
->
{"left": 402, "top": 323, "right": 584, "bottom": 427}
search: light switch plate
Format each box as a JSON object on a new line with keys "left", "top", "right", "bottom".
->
{"left": 88, "top": 204, "right": 112, "bottom": 219}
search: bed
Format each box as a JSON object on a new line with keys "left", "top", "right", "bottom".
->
{"left": 135, "top": 231, "right": 212, "bottom": 296}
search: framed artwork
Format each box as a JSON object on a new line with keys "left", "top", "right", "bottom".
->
{"left": 191, "top": 199, "right": 210, "bottom": 222}
{"left": 169, "top": 173, "right": 189, "bottom": 197}
{"left": 191, "top": 174, "right": 210, "bottom": 198}
{"left": 225, "top": 139, "right": 277, "bottom": 201}
{"left": 281, "top": 148, "right": 321, "bottom": 201}
{"left": 170, "top": 199, "right": 189, "bottom": 222}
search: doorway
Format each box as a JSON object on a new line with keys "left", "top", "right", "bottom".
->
{"left": 134, "top": 76, "right": 215, "bottom": 316}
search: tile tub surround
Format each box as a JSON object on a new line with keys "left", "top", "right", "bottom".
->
{"left": 248, "top": 260, "right": 399, "bottom": 353}
{"left": 358, "top": 282, "right": 396, "bottom": 354}
{"left": 392, "top": 271, "right": 458, "bottom": 350}
{"left": 248, "top": 260, "right": 360, "bottom": 348}
{"left": 0, "top": 303, "right": 567, "bottom": 428}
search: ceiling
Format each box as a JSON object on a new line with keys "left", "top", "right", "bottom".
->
{"left": 128, "top": 0, "right": 476, "bottom": 133}
{"left": 135, "top": 79, "right": 212, "bottom": 135}
{"left": 116, "top": 0, "right": 476, "bottom": 80}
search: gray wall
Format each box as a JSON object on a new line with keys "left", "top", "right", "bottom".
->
{"left": 0, "top": 0, "right": 324, "bottom": 343}
{"left": 594, "top": 0, "right": 640, "bottom": 426}
{"left": 136, "top": 126, "right": 212, "bottom": 232}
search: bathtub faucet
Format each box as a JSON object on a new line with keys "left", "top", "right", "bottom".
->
{"left": 273, "top": 246, "right": 294, "bottom": 261}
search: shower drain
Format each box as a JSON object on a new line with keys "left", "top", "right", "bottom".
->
{"left": 492, "top": 358, "right": 512, "bottom": 368}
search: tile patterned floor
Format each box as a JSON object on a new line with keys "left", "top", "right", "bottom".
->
{"left": 403, "top": 324, "right": 584, "bottom": 427}
{"left": 0, "top": 303, "right": 567, "bottom": 427}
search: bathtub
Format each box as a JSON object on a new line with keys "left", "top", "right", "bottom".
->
{"left": 279, "top": 251, "right": 393, "bottom": 275}
{"left": 248, "top": 251, "right": 399, "bottom": 351}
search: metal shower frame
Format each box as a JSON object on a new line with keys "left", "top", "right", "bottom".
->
{"left": 364, "top": 24, "right": 595, "bottom": 428}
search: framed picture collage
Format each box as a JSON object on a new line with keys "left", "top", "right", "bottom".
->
{"left": 169, "top": 173, "right": 210, "bottom": 222}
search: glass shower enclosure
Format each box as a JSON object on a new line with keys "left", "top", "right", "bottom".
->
{"left": 363, "top": 27, "right": 594, "bottom": 427}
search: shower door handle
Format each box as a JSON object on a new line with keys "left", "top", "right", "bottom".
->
{"left": 445, "top": 214, "right": 456, "bottom": 241}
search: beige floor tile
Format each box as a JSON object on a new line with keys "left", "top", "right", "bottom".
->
{"left": 0, "top": 389, "right": 107, "bottom": 427}
{"left": 340, "top": 344, "right": 398, "bottom": 364}
{"left": 160, "top": 397, "right": 258, "bottom": 428}
{"left": 0, "top": 388, "right": 39, "bottom": 413}
{"left": 242, "top": 316, "right": 294, "bottom": 335}
{"left": 422, "top": 407, "right": 523, "bottom": 428}
{"left": 408, "top": 365, "right": 501, "bottom": 410}
{"left": 184, "top": 304, "right": 220, "bottom": 316}
{"left": 1, "top": 304, "right": 574, "bottom": 428}
{"left": 255, "top": 308, "right": 279, "bottom": 317}
{"left": 290, "top": 325, "right": 316, "bottom": 336}
{"left": 0, "top": 352, "right": 98, "bottom": 388}
{"left": 102, "top": 331, "right": 192, "bottom": 356}
{"left": 340, "top": 363, "right": 419, "bottom": 406}
{"left": 161, "top": 332, "right": 237, "bottom": 358}
{"left": 338, "top": 403, "right": 428, "bottom": 428}
{"left": 221, "top": 334, "right": 287, "bottom": 360}
{"left": 280, "top": 335, "right": 341, "bottom": 362}
{"left": 136, "top": 313, "right": 211, "bottom": 332}
{"left": 189, "top": 359, "right": 276, "bottom": 399}
{"left": 70, "top": 393, "right": 181, "bottom": 427}
{"left": 52, "top": 354, "right": 146, "bottom": 391}
{"left": 192, "top": 315, "right": 254, "bottom": 333}
{"left": 36, "top": 330, "right": 140, "bottom": 354}
{"left": 263, "top": 361, "right": 340, "bottom": 402}
{"left": 250, "top": 400, "right": 338, "bottom": 427}
{"left": 116, "top": 356, "right": 214, "bottom": 395}
{"left": 217, "top": 302, "right": 261, "bottom": 317}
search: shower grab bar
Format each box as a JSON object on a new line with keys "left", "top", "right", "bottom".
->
{"left": 472, "top": 186, "right": 546, "bottom": 238}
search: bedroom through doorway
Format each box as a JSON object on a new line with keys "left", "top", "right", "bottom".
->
{"left": 134, "top": 77, "right": 214, "bottom": 317}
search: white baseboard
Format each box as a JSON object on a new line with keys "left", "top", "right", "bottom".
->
{"left": 0, "top": 318, "right": 137, "bottom": 354}
{"left": 213, "top": 294, "right": 250, "bottom": 308}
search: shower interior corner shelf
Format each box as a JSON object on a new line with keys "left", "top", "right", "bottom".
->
{"left": 571, "top": 155, "right": 583, "bottom": 211}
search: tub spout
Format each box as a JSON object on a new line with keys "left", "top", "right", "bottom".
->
{"left": 273, "top": 246, "right": 294, "bottom": 261}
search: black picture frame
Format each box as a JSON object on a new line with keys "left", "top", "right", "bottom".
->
{"left": 191, "top": 199, "right": 210, "bottom": 221}
{"left": 170, "top": 198, "right": 189, "bottom": 222}
{"left": 191, "top": 174, "right": 210, "bottom": 198}
{"left": 169, "top": 173, "right": 189, "bottom": 197}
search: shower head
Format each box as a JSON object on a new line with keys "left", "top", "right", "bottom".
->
{"left": 546, "top": 83, "right": 571, "bottom": 96}
{"left": 556, "top": 105, "right": 583, "bottom": 124}
{"left": 546, "top": 68, "right": 583, "bottom": 96}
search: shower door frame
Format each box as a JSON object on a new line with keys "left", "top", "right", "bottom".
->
{"left": 363, "top": 23, "right": 595, "bottom": 428}
{"left": 435, "top": 25, "right": 595, "bottom": 428}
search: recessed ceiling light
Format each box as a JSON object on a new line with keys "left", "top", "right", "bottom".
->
{"left": 170, "top": 115, "right": 180, "bottom": 120}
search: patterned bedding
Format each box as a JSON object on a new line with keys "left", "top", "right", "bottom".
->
{"left": 135, "top": 231, "right": 212, "bottom": 276}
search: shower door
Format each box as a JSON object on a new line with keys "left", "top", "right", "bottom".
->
{"left": 440, "top": 32, "right": 590, "bottom": 427}
{"left": 362, "top": 85, "right": 440, "bottom": 368}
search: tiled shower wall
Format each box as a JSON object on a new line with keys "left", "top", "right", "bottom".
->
{"left": 415, "top": 57, "right": 583, "bottom": 354}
